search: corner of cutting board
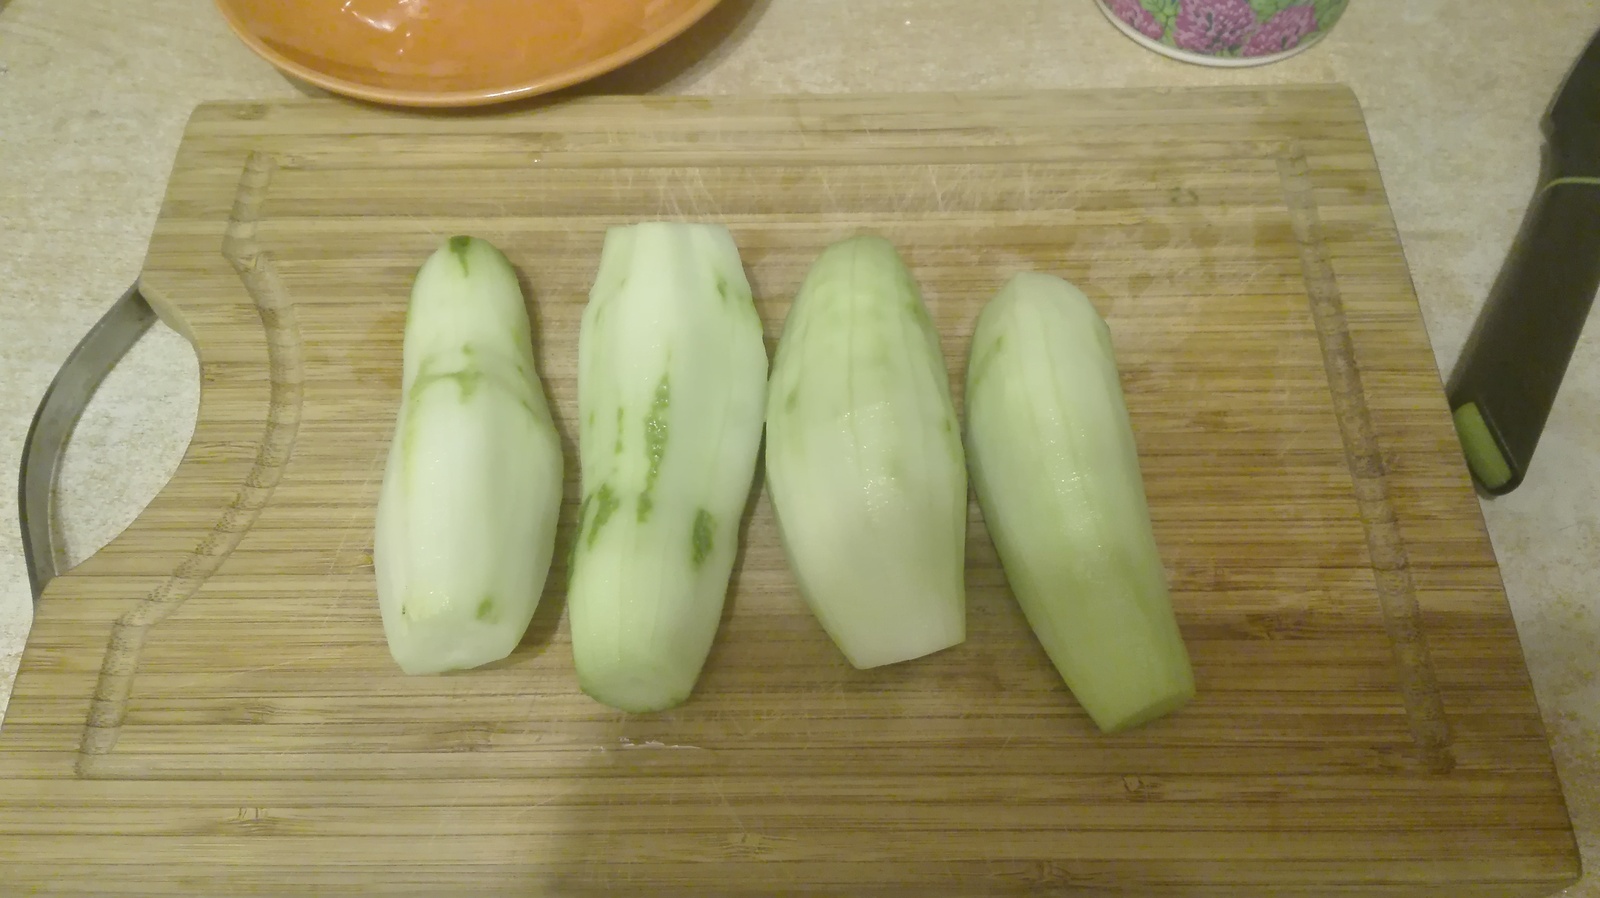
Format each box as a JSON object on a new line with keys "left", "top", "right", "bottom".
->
{"left": 1321, "top": 81, "right": 1365, "bottom": 116}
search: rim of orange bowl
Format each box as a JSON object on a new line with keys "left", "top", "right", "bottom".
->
{"left": 211, "top": 0, "right": 725, "bottom": 108}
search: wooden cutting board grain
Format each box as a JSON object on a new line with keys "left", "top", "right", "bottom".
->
{"left": 0, "top": 86, "right": 1579, "bottom": 897}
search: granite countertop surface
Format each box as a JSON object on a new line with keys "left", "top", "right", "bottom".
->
{"left": 2, "top": 0, "right": 1597, "bottom": 891}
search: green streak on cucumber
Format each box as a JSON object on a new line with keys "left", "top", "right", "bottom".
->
{"left": 639, "top": 374, "right": 671, "bottom": 522}
{"left": 447, "top": 235, "right": 473, "bottom": 274}
{"left": 587, "top": 484, "right": 620, "bottom": 547}
{"left": 690, "top": 509, "right": 715, "bottom": 568}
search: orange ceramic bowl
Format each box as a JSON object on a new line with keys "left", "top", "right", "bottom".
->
{"left": 215, "top": 0, "right": 723, "bottom": 107}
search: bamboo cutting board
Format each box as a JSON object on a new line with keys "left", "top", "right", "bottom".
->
{"left": 0, "top": 87, "right": 1580, "bottom": 896}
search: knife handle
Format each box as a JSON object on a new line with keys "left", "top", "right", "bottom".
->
{"left": 1446, "top": 153, "right": 1600, "bottom": 495}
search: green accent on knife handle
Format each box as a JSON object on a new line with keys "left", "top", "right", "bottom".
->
{"left": 1451, "top": 403, "right": 1513, "bottom": 491}
{"left": 1446, "top": 150, "right": 1600, "bottom": 496}
{"left": 1542, "top": 175, "right": 1600, "bottom": 192}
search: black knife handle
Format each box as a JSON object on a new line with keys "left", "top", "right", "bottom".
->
{"left": 1446, "top": 151, "right": 1600, "bottom": 495}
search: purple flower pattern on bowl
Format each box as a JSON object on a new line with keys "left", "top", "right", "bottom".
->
{"left": 1099, "top": 0, "right": 1349, "bottom": 61}
{"left": 1174, "top": 0, "right": 1256, "bottom": 53}
{"left": 1107, "top": 0, "right": 1165, "bottom": 40}
{"left": 1241, "top": 5, "right": 1319, "bottom": 55}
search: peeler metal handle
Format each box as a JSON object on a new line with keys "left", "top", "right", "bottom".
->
{"left": 18, "top": 284, "right": 158, "bottom": 600}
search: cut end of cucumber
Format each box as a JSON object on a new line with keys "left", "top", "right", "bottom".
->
{"left": 808, "top": 586, "right": 966, "bottom": 670}
{"left": 385, "top": 613, "right": 522, "bottom": 677}
{"left": 1451, "top": 402, "right": 1513, "bottom": 491}
{"left": 577, "top": 661, "right": 697, "bottom": 714}
{"left": 835, "top": 623, "right": 966, "bottom": 670}
{"left": 1086, "top": 679, "right": 1196, "bottom": 733}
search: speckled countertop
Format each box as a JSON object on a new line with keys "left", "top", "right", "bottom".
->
{"left": 2, "top": 0, "right": 1597, "bottom": 890}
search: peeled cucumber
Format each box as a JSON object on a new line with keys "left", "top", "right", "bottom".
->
{"left": 964, "top": 272, "right": 1194, "bottom": 732}
{"left": 765, "top": 234, "right": 967, "bottom": 668}
{"left": 373, "top": 236, "right": 565, "bottom": 676}
{"left": 566, "top": 222, "right": 769, "bottom": 713}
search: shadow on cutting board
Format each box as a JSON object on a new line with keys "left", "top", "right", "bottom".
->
{"left": 571, "top": 0, "right": 775, "bottom": 98}
{"left": 511, "top": 266, "right": 578, "bottom": 657}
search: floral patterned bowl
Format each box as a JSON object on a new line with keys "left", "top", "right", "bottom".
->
{"left": 1095, "top": 0, "right": 1350, "bottom": 66}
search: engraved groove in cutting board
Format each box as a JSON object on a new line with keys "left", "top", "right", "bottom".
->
{"left": 1277, "top": 148, "right": 1454, "bottom": 775}
{"left": 72, "top": 146, "right": 1454, "bottom": 777}
{"left": 78, "top": 152, "right": 305, "bottom": 773}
